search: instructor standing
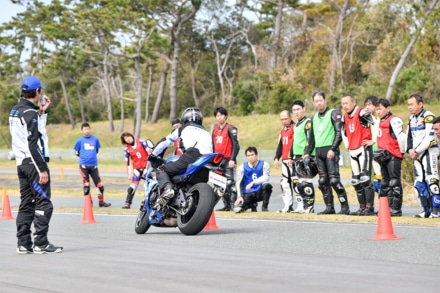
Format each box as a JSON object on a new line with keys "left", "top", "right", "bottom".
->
{"left": 306, "top": 91, "right": 350, "bottom": 215}
{"left": 213, "top": 106, "right": 240, "bottom": 211}
{"left": 9, "top": 75, "right": 63, "bottom": 254}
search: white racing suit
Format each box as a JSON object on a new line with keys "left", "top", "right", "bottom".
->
{"left": 279, "top": 160, "right": 295, "bottom": 212}
{"left": 407, "top": 109, "right": 439, "bottom": 217}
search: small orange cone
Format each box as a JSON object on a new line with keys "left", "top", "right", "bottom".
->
{"left": 369, "top": 196, "right": 402, "bottom": 241}
{"left": 1, "top": 193, "right": 14, "bottom": 220}
{"left": 203, "top": 211, "right": 221, "bottom": 230}
{"left": 80, "top": 195, "right": 98, "bottom": 224}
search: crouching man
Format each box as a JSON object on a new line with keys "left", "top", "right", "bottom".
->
{"left": 234, "top": 146, "right": 272, "bottom": 212}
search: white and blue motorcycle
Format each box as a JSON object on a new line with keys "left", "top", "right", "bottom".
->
{"left": 135, "top": 148, "right": 229, "bottom": 236}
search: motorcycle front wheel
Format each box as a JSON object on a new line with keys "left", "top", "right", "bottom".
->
{"left": 135, "top": 206, "right": 151, "bottom": 234}
{"left": 178, "top": 182, "right": 216, "bottom": 235}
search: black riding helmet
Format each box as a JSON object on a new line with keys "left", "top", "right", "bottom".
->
{"left": 181, "top": 107, "right": 203, "bottom": 125}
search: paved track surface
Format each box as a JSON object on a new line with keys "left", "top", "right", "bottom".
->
{"left": 1, "top": 168, "right": 438, "bottom": 292}
{"left": 0, "top": 213, "right": 438, "bottom": 293}
{"left": 0, "top": 168, "right": 422, "bottom": 215}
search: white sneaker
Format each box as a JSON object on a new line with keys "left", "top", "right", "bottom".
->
{"left": 429, "top": 213, "right": 439, "bottom": 218}
{"left": 304, "top": 206, "right": 315, "bottom": 214}
{"left": 233, "top": 206, "right": 244, "bottom": 213}
{"left": 17, "top": 246, "right": 33, "bottom": 254}
{"left": 33, "top": 243, "right": 63, "bottom": 254}
{"left": 276, "top": 207, "right": 292, "bottom": 213}
{"left": 414, "top": 211, "right": 426, "bottom": 218}
{"left": 291, "top": 207, "right": 305, "bottom": 214}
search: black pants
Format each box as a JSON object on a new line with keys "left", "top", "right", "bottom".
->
{"left": 79, "top": 165, "right": 103, "bottom": 195}
{"left": 349, "top": 146, "right": 375, "bottom": 208}
{"left": 242, "top": 183, "right": 273, "bottom": 210}
{"left": 380, "top": 156, "right": 403, "bottom": 211}
{"left": 16, "top": 162, "right": 53, "bottom": 248}
{"left": 315, "top": 146, "right": 348, "bottom": 207}
{"left": 156, "top": 147, "right": 201, "bottom": 189}
{"left": 220, "top": 158, "right": 237, "bottom": 209}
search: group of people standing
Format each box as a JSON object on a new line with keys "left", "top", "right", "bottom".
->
{"left": 275, "top": 93, "right": 350, "bottom": 215}
{"left": 9, "top": 74, "right": 440, "bottom": 255}
{"left": 118, "top": 92, "right": 440, "bottom": 218}
{"left": 275, "top": 92, "right": 440, "bottom": 219}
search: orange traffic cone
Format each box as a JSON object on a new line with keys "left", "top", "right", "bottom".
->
{"left": 203, "top": 211, "right": 221, "bottom": 230}
{"left": 369, "top": 196, "right": 402, "bottom": 241}
{"left": 1, "top": 193, "right": 14, "bottom": 220}
{"left": 80, "top": 195, "right": 98, "bottom": 224}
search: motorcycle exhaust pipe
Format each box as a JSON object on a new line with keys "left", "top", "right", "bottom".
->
{"left": 164, "top": 218, "right": 178, "bottom": 227}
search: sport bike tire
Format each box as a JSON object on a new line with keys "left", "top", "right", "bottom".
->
{"left": 135, "top": 207, "right": 151, "bottom": 234}
{"left": 178, "top": 182, "right": 216, "bottom": 235}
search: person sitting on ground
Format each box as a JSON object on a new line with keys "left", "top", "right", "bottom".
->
{"left": 234, "top": 146, "right": 272, "bottom": 213}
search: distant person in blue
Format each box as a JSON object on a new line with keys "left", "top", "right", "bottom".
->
{"left": 74, "top": 123, "right": 111, "bottom": 207}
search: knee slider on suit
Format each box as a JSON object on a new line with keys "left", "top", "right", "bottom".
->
{"left": 329, "top": 177, "right": 344, "bottom": 192}
{"left": 380, "top": 180, "right": 389, "bottom": 194}
{"left": 318, "top": 177, "right": 328, "bottom": 188}
{"left": 127, "top": 187, "right": 135, "bottom": 196}
{"left": 229, "top": 183, "right": 237, "bottom": 194}
{"left": 297, "top": 181, "right": 314, "bottom": 196}
{"left": 280, "top": 177, "right": 292, "bottom": 192}
{"left": 389, "top": 179, "right": 401, "bottom": 197}
{"left": 351, "top": 179, "right": 364, "bottom": 192}
{"left": 429, "top": 178, "right": 440, "bottom": 196}
{"left": 83, "top": 186, "right": 90, "bottom": 195}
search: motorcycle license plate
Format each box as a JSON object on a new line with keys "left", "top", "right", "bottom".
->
{"left": 209, "top": 171, "right": 227, "bottom": 189}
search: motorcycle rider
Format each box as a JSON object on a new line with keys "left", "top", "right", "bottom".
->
{"left": 152, "top": 108, "right": 213, "bottom": 205}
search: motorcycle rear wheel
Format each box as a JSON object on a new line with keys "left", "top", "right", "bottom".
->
{"left": 135, "top": 206, "right": 151, "bottom": 234}
{"left": 178, "top": 182, "right": 216, "bottom": 235}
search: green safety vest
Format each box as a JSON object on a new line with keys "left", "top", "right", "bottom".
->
{"left": 293, "top": 117, "right": 315, "bottom": 156}
{"left": 312, "top": 109, "right": 335, "bottom": 148}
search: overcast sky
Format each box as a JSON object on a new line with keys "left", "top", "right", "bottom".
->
{"left": 1, "top": 1, "right": 25, "bottom": 25}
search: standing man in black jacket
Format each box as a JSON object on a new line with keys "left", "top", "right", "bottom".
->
{"left": 213, "top": 106, "right": 240, "bottom": 211}
{"left": 9, "top": 75, "right": 63, "bottom": 254}
{"left": 305, "top": 91, "right": 350, "bottom": 215}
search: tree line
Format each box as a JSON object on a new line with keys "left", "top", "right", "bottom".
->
{"left": 0, "top": 0, "right": 439, "bottom": 138}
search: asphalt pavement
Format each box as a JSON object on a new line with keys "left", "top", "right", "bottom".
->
{"left": 1, "top": 167, "right": 423, "bottom": 215}
{"left": 1, "top": 168, "right": 439, "bottom": 293}
{"left": 0, "top": 212, "right": 438, "bottom": 293}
